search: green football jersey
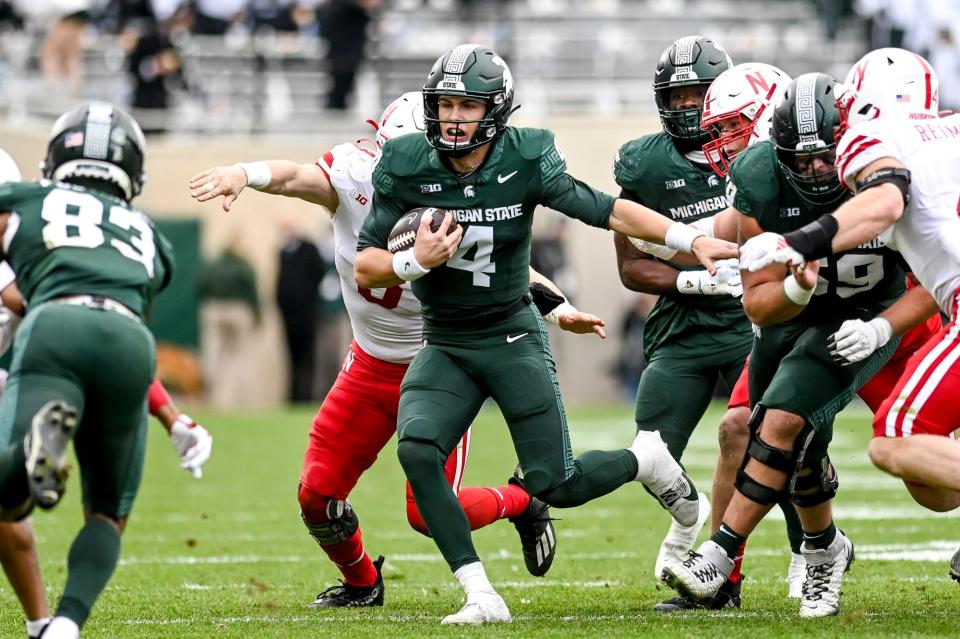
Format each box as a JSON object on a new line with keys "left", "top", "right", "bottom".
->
{"left": 615, "top": 131, "right": 750, "bottom": 358}
{"left": 0, "top": 181, "right": 174, "bottom": 316}
{"left": 359, "top": 127, "right": 615, "bottom": 322}
{"left": 731, "top": 141, "right": 904, "bottom": 317}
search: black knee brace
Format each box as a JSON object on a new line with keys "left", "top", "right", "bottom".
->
{"left": 301, "top": 498, "right": 359, "bottom": 546}
{"left": 792, "top": 455, "right": 839, "bottom": 507}
{"left": 734, "top": 405, "right": 815, "bottom": 505}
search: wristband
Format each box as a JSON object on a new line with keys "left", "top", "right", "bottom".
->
{"left": 235, "top": 162, "right": 272, "bottom": 190}
{"left": 869, "top": 317, "right": 893, "bottom": 347}
{"left": 689, "top": 216, "right": 717, "bottom": 238}
{"left": 544, "top": 301, "right": 577, "bottom": 324}
{"left": 783, "top": 275, "right": 814, "bottom": 306}
{"left": 664, "top": 222, "right": 707, "bottom": 253}
{"left": 392, "top": 248, "right": 431, "bottom": 282}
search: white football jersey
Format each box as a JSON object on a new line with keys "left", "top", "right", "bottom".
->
{"left": 316, "top": 143, "right": 424, "bottom": 363}
{"left": 837, "top": 114, "right": 960, "bottom": 316}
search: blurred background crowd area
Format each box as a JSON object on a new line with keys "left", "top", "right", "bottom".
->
{"left": 0, "top": 0, "right": 958, "bottom": 408}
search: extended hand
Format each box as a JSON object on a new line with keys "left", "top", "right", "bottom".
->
{"left": 828, "top": 317, "right": 892, "bottom": 365}
{"left": 556, "top": 310, "right": 607, "bottom": 338}
{"left": 188, "top": 166, "right": 248, "bottom": 212}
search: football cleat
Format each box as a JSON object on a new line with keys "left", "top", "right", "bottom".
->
{"left": 950, "top": 547, "right": 960, "bottom": 583}
{"left": 655, "top": 575, "right": 743, "bottom": 612}
{"left": 662, "top": 540, "right": 735, "bottom": 602}
{"left": 441, "top": 590, "right": 512, "bottom": 625}
{"left": 307, "top": 555, "right": 385, "bottom": 608}
{"left": 799, "top": 531, "right": 854, "bottom": 618}
{"left": 787, "top": 551, "right": 806, "bottom": 598}
{"left": 655, "top": 493, "right": 711, "bottom": 582}
{"left": 24, "top": 401, "right": 78, "bottom": 510}
{"left": 508, "top": 476, "right": 557, "bottom": 577}
{"left": 629, "top": 430, "right": 700, "bottom": 527}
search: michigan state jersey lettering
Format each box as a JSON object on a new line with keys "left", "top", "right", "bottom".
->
{"left": 615, "top": 131, "right": 750, "bottom": 357}
{"left": 0, "top": 181, "right": 173, "bottom": 315}
{"left": 360, "top": 127, "right": 614, "bottom": 322}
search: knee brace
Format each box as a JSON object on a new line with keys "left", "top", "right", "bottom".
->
{"left": 734, "top": 405, "right": 814, "bottom": 505}
{"left": 298, "top": 484, "right": 358, "bottom": 546}
{"left": 792, "top": 455, "right": 838, "bottom": 507}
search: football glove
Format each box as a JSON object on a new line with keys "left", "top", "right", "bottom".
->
{"left": 740, "top": 232, "right": 805, "bottom": 272}
{"left": 676, "top": 259, "right": 742, "bottom": 297}
{"left": 828, "top": 317, "right": 892, "bottom": 365}
{"left": 169, "top": 415, "right": 213, "bottom": 479}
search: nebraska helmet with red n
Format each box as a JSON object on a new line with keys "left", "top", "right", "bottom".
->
{"left": 700, "top": 62, "right": 792, "bottom": 176}
{"left": 367, "top": 92, "right": 426, "bottom": 149}
{"left": 834, "top": 48, "right": 940, "bottom": 143}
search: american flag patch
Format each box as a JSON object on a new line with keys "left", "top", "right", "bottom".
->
{"left": 64, "top": 131, "right": 84, "bottom": 148}
{"left": 896, "top": 94, "right": 911, "bottom": 103}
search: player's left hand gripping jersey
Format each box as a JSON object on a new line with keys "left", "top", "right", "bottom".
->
{"left": 0, "top": 181, "right": 173, "bottom": 315}
{"left": 358, "top": 127, "right": 615, "bottom": 323}
{"left": 732, "top": 141, "right": 904, "bottom": 317}
{"left": 836, "top": 114, "right": 960, "bottom": 316}
{"left": 317, "top": 142, "right": 425, "bottom": 362}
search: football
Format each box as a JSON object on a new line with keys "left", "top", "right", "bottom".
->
{"left": 387, "top": 207, "right": 459, "bottom": 253}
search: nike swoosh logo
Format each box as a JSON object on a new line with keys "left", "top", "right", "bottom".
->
{"left": 506, "top": 333, "right": 528, "bottom": 343}
{"left": 497, "top": 171, "right": 518, "bottom": 184}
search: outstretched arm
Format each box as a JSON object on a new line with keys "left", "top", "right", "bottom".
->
{"left": 189, "top": 161, "right": 339, "bottom": 211}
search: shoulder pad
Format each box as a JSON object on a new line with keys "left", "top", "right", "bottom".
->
{"left": 318, "top": 143, "right": 377, "bottom": 189}
{"left": 379, "top": 134, "right": 430, "bottom": 179}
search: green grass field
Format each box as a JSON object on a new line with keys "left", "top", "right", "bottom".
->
{"left": 2, "top": 402, "right": 958, "bottom": 638}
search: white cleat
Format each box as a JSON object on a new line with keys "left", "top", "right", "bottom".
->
{"left": 441, "top": 590, "right": 512, "bottom": 625}
{"left": 787, "top": 551, "right": 806, "bottom": 598}
{"left": 662, "top": 540, "right": 735, "bottom": 602}
{"left": 629, "top": 430, "right": 700, "bottom": 527}
{"left": 799, "top": 531, "right": 855, "bottom": 618}
{"left": 655, "top": 493, "right": 711, "bottom": 583}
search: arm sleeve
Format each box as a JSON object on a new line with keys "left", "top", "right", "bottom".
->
{"left": 540, "top": 173, "right": 616, "bottom": 229}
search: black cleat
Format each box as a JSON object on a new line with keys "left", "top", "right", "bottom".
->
{"left": 655, "top": 576, "right": 742, "bottom": 612}
{"left": 24, "top": 401, "right": 78, "bottom": 510}
{"left": 508, "top": 476, "right": 557, "bottom": 577}
{"left": 307, "top": 555, "right": 385, "bottom": 608}
{"left": 950, "top": 548, "right": 960, "bottom": 583}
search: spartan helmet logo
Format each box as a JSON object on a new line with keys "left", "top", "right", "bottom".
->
{"left": 707, "top": 174, "right": 719, "bottom": 187}
{"left": 463, "top": 185, "right": 476, "bottom": 198}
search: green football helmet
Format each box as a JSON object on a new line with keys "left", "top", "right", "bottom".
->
{"left": 771, "top": 73, "right": 845, "bottom": 205}
{"left": 422, "top": 44, "right": 515, "bottom": 157}
{"left": 653, "top": 35, "right": 733, "bottom": 142}
{"left": 41, "top": 101, "right": 147, "bottom": 201}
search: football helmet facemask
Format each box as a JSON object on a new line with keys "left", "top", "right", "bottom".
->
{"left": 653, "top": 35, "right": 733, "bottom": 142}
{"left": 368, "top": 91, "right": 426, "bottom": 149}
{"left": 835, "top": 47, "right": 940, "bottom": 144}
{"left": 41, "top": 101, "right": 147, "bottom": 201}
{"left": 700, "top": 62, "right": 792, "bottom": 177}
{"left": 422, "top": 44, "right": 515, "bottom": 157}
{"left": 772, "top": 73, "right": 845, "bottom": 206}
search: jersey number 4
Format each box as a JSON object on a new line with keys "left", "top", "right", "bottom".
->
{"left": 40, "top": 188, "right": 156, "bottom": 277}
{"left": 448, "top": 225, "right": 496, "bottom": 287}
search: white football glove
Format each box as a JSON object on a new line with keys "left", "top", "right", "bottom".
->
{"left": 676, "top": 259, "right": 742, "bottom": 297}
{"left": 828, "top": 317, "right": 893, "bottom": 365}
{"left": 169, "top": 415, "right": 213, "bottom": 479}
{"left": 740, "top": 232, "right": 805, "bottom": 272}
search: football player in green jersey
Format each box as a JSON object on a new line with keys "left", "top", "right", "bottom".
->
{"left": 613, "top": 36, "right": 753, "bottom": 610}
{"left": 665, "top": 73, "right": 903, "bottom": 618}
{"left": 355, "top": 44, "right": 736, "bottom": 624}
{"left": 0, "top": 102, "right": 174, "bottom": 639}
